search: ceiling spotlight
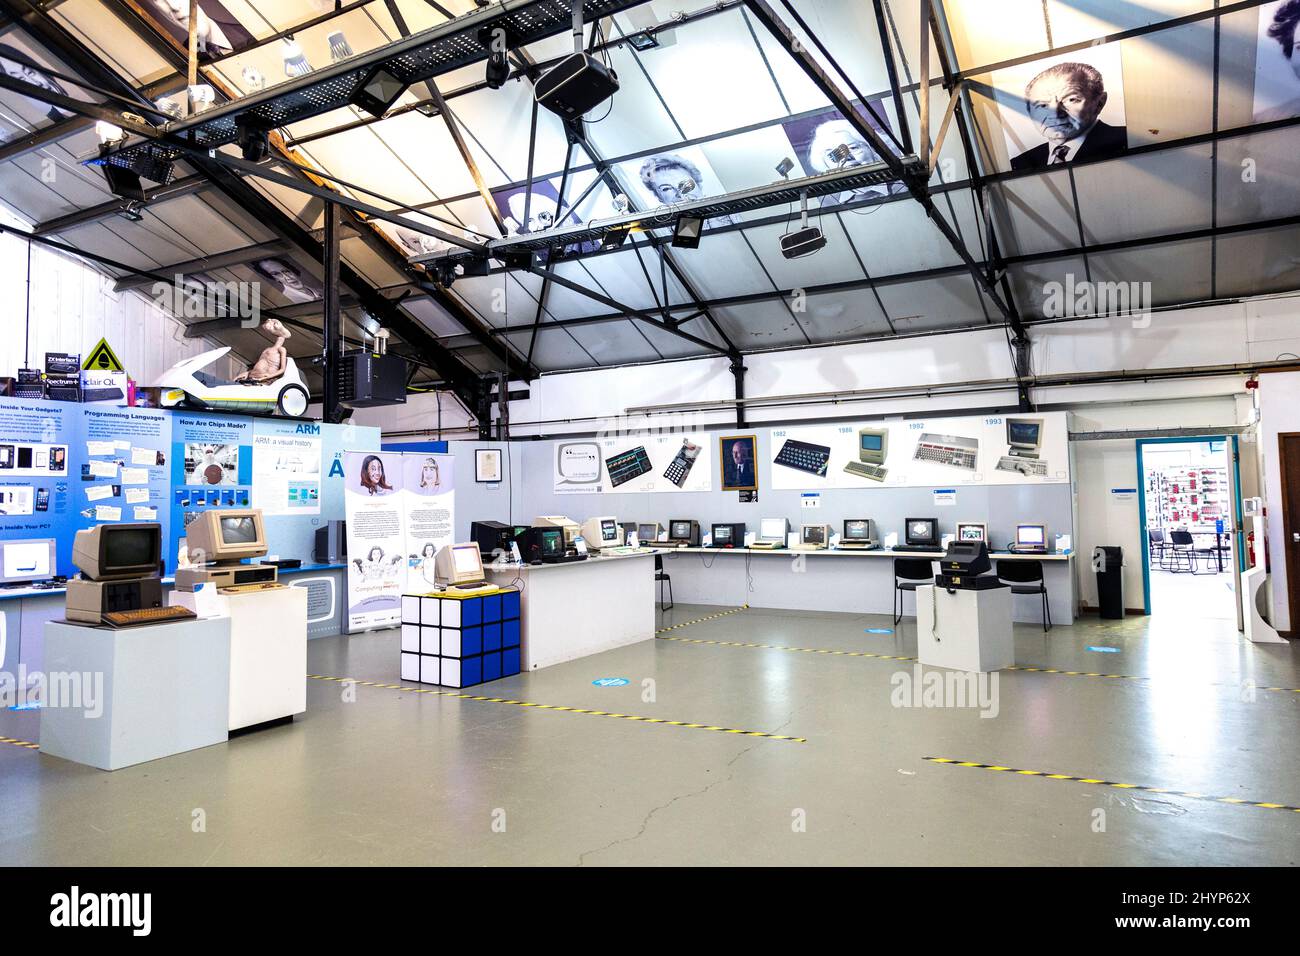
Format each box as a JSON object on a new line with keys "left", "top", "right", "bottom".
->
{"left": 676, "top": 178, "right": 696, "bottom": 198}
{"left": 98, "top": 149, "right": 146, "bottom": 201}
{"left": 327, "top": 30, "right": 354, "bottom": 62}
{"left": 611, "top": 192, "right": 630, "bottom": 214}
{"left": 350, "top": 65, "right": 407, "bottom": 118}
{"left": 432, "top": 259, "right": 458, "bottom": 287}
{"left": 602, "top": 225, "right": 631, "bottom": 250}
{"left": 156, "top": 97, "right": 183, "bottom": 120}
{"left": 627, "top": 30, "right": 660, "bottom": 51}
{"left": 479, "top": 25, "right": 511, "bottom": 90}
{"left": 775, "top": 156, "right": 794, "bottom": 179}
{"left": 94, "top": 120, "right": 126, "bottom": 145}
{"left": 829, "top": 143, "right": 853, "bottom": 166}
{"left": 241, "top": 66, "right": 265, "bottom": 92}
{"left": 188, "top": 83, "right": 215, "bottom": 114}
{"left": 282, "top": 37, "right": 313, "bottom": 77}
{"left": 118, "top": 200, "right": 145, "bottom": 222}
{"left": 236, "top": 115, "right": 271, "bottom": 162}
{"left": 671, "top": 215, "right": 703, "bottom": 249}
{"left": 779, "top": 190, "right": 826, "bottom": 259}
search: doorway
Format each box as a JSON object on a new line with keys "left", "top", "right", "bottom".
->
{"left": 1137, "top": 437, "right": 1240, "bottom": 621}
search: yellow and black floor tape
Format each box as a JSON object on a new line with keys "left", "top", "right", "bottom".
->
{"left": 307, "top": 674, "right": 806, "bottom": 743}
{"left": 655, "top": 604, "right": 749, "bottom": 634}
{"left": 659, "top": 633, "right": 916, "bottom": 662}
{"left": 924, "top": 756, "right": 1300, "bottom": 813}
{"left": 0, "top": 735, "right": 39, "bottom": 751}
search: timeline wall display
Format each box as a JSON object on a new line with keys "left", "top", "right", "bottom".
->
{"left": 768, "top": 411, "right": 1070, "bottom": 491}
{"left": 551, "top": 432, "right": 714, "bottom": 495}
{"left": 0, "top": 398, "right": 75, "bottom": 576}
{"left": 251, "top": 418, "right": 322, "bottom": 516}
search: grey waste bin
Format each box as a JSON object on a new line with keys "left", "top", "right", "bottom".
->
{"left": 1093, "top": 546, "right": 1124, "bottom": 619}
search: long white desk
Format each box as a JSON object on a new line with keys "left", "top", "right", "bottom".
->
{"left": 484, "top": 551, "right": 657, "bottom": 670}
{"left": 648, "top": 546, "right": 1076, "bottom": 624}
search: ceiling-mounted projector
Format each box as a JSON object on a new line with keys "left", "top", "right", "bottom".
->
{"left": 535, "top": 5, "right": 618, "bottom": 118}
{"left": 780, "top": 190, "right": 826, "bottom": 259}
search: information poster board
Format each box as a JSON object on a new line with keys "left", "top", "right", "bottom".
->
{"left": 169, "top": 412, "right": 254, "bottom": 570}
{"left": 252, "top": 418, "right": 323, "bottom": 516}
{"left": 343, "top": 451, "right": 407, "bottom": 632}
{"left": 82, "top": 404, "right": 171, "bottom": 536}
{"left": 552, "top": 432, "right": 714, "bottom": 495}
{"left": 0, "top": 398, "right": 75, "bottom": 576}
{"left": 401, "top": 454, "right": 455, "bottom": 594}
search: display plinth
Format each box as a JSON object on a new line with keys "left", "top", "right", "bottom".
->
{"left": 484, "top": 552, "right": 655, "bottom": 670}
{"left": 40, "top": 617, "right": 231, "bottom": 770}
{"left": 400, "top": 587, "right": 521, "bottom": 688}
{"left": 171, "top": 584, "right": 307, "bottom": 730}
{"left": 916, "top": 584, "right": 1014, "bottom": 673}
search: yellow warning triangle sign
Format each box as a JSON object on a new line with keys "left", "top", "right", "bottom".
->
{"left": 82, "top": 338, "right": 126, "bottom": 373}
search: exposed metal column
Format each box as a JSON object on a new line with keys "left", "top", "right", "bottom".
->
{"left": 323, "top": 202, "right": 343, "bottom": 424}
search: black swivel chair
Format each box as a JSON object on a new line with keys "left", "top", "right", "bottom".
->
{"left": 893, "top": 558, "right": 935, "bottom": 624}
{"left": 995, "top": 559, "right": 1052, "bottom": 632}
{"left": 1166, "top": 530, "right": 1196, "bottom": 573}
{"left": 654, "top": 553, "right": 673, "bottom": 610}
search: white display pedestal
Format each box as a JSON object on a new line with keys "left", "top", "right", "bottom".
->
{"left": 1242, "top": 514, "right": 1285, "bottom": 644}
{"left": 40, "top": 617, "right": 231, "bottom": 770}
{"left": 484, "top": 552, "right": 655, "bottom": 670}
{"left": 172, "top": 585, "right": 307, "bottom": 730}
{"left": 916, "top": 584, "right": 1014, "bottom": 673}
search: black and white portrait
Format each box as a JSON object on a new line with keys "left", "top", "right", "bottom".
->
{"left": 147, "top": 0, "right": 253, "bottom": 56}
{"left": 0, "top": 43, "right": 72, "bottom": 123}
{"left": 381, "top": 220, "right": 452, "bottom": 258}
{"left": 617, "top": 146, "right": 736, "bottom": 226}
{"left": 719, "top": 434, "right": 758, "bottom": 492}
{"left": 780, "top": 102, "right": 907, "bottom": 206}
{"left": 1254, "top": 0, "right": 1300, "bottom": 122}
{"left": 996, "top": 46, "right": 1128, "bottom": 171}
{"left": 252, "top": 257, "right": 322, "bottom": 305}
{"left": 491, "top": 180, "right": 571, "bottom": 237}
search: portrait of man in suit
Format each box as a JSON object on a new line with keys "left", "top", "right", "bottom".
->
{"left": 1010, "top": 61, "right": 1128, "bottom": 170}
{"left": 720, "top": 435, "right": 758, "bottom": 491}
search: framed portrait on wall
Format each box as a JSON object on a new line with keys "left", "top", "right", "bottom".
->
{"left": 719, "top": 434, "right": 758, "bottom": 492}
{"left": 475, "top": 448, "right": 502, "bottom": 483}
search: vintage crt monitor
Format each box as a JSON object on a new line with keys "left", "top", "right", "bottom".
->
{"left": 664, "top": 519, "right": 701, "bottom": 547}
{"left": 936, "top": 542, "right": 1001, "bottom": 590}
{"left": 66, "top": 523, "right": 169, "bottom": 624}
{"left": 471, "top": 520, "right": 525, "bottom": 558}
{"left": 314, "top": 519, "right": 347, "bottom": 563}
{"left": 838, "top": 519, "right": 877, "bottom": 549}
{"left": 751, "top": 517, "right": 788, "bottom": 549}
{"left": 796, "top": 523, "right": 830, "bottom": 550}
{"left": 580, "top": 516, "right": 622, "bottom": 551}
{"left": 904, "top": 517, "right": 942, "bottom": 551}
{"left": 0, "top": 538, "right": 57, "bottom": 584}
{"left": 174, "top": 508, "right": 278, "bottom": 591}
{"left": 956, "top": 521, "right": 987, "bottom": 544}
{"left": 534, "top": 515, "right": 581, "bottom": 549}
{"left": 434, "top": 542, "right": 489, "bottom": 589}
{"left": 1006, "top": 418, "right": 1043, "bottom": 459}
{"left": 636, "top": 522, "right": 662, "bottom": 543}
{"left": 1012, "top": 523, "right": 1048, "bottom": 553}
{"left": 519, "top": 526, "right": 583, "bottom": 564}
{"left": 710, "top": 522, "right": 744, "bottom": 548}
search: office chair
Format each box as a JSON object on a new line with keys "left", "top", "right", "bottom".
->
{"left": 1166, "top": 530, "right": 1196, "bottom": 573}
{"left": 1148, "top": 529, "right": 1167, "bottom": 568}
{"left": 995, "top": 559, "right": 1052, "bottom": 632}
{"left": 654, "top": 553, "right": 673, "bottom": 610}
{"left": 893, "top": 557, "right": 935, "bottom": 624}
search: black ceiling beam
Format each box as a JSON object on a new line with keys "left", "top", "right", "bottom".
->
{"left": 32, "top": 172, "right": 208, "bottom": 235}
{"left": 112, "top": 240, "right": 290, "bottom": 291}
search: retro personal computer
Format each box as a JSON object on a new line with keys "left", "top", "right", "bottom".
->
{"left": 635, "top": 521, "right": 663, "bottom": 544}
{"left": 518, "top": 526, "right": 584, "bottom": 564}
{"left": 794, "top": 523, "right": 830, "bottom": 550}
{"left": 837, "top": 519, "right": 877, "bottom": 549}
{"left": 534, "top": 515, "right": 581, "bottom": 549}
{"left": 750, "top": 517, "right": 788, "bottom": 550}
{"left": 66, "top": 523, "right": 195, "bottom": 626}
{"left": 174, "top": 508, "right": 279, "bottom": 591}
{"left": 433, "top": 542, "right": 492, "bottom": 591}
{"left": 660, "top": 519, "right": 701, "bottom": 548}
{"left": 580, "top": 516, "right": 623, "bottom": 551}
{"left": 313, "top": 519, "right": 346, "bottom": 563}
{"left": 903, "top": 518, "right": 943, "bottom": 552}
{"left": 1010, "top": 523, "right": 1049, "bottom": 553}
{"left": 956, "top": 521, "right": 987, "bottom": 544}
{"left": 843, "top": 427, "right": 889, "bottom": 482}
{"left": 935, "top": 541, "right": 1002, "bottom": 590}
{"left": 471, "top": 520, "right": 527, "bottom": 558}
{"left": 710, "top": 522, "right": 745, "bottom": 549}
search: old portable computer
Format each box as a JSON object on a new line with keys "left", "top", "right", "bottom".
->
{"left": 844, "top": 428, "right": 889, "bottom": 482}
{"left": 936, "top": 542, "right": 1002, "bottom": 591}
{"left": 837, "top": 519, "right": 877, "bottom": 549}
{"left": 534, "top": 515, "right": 581, "bottom": 549}
{"left": 433, "top": 542, "right": 492, "bottom": 590}
{"left": 580, "top": 516, "right": 622, "bottom": 551}
{"left": 175, "top": 509, "right": 280, "bottom": 591}
{"left": 636, "top": 521, "right": 663, "bottom": 544}
{"left": 1010, "top": 523, "right": 1049, "bottom": 553}
{"left": 751, "top": 517, "right": 788, "bottom": 550}
{"left": 956, "top": 521, "right": 987, "bottom": 544}
{"left": 904, "top": 517, "right": 943, "bottom": 552}
{"left": 66, "top": 523, "right": 195, "bottom": 626}
{"left": 710, "top": 522, "right": 745, "bottom": 548}
{"left": 794, "top": 523, "right": 830, "bottom": 550}
{"left": 661, "top": 519, "right": 701, "bottom": 547}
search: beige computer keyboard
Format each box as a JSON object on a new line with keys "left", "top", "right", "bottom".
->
{"left": 219, "top": 582, "right": 286, "bottom": 594}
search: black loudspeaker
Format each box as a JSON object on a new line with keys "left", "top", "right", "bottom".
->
{"left": 779, "top": 226, "right": 827, "bottom": 259}
{"left": 534, "top": 53, "right": 618, "bottom": 119}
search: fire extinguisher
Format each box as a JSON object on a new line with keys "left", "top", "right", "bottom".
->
{"left": 1246, "top": 529, "right": 1255, "bottom": 568}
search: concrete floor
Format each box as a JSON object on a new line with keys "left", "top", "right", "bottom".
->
{"left": 1150, "top": 565, "right": 1237, "bottom": 621}
{"left": 0, "top": 604, "right": 1295, "bottom": 866}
